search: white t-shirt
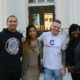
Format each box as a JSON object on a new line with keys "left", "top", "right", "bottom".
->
{"left": 38, "top": 31, "right": 66, "bottom": 70}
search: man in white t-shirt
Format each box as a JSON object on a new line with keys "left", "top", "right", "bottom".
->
{"left": 38, "top": 20, "right": 66, "bottom": 80}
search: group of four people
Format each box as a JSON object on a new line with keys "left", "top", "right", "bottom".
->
{"left": 0, "top": 15, "right": 80, "bottom": 80}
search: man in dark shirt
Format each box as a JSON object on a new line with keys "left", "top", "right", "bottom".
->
{"left": 0, "top": 15, "right": 23, "bottom": 80}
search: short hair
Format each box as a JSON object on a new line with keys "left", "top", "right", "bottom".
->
{"left": 54, "top": 20, "right": 61, "bottom": 24}
{"left": 7, "top": 15, "right": 18, "bottom": 22}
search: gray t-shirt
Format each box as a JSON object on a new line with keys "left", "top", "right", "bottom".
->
{"left": 38, "top": 31, "right": 66, "bottom": 70}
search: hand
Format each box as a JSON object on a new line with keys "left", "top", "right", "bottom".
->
{"left": 21, "top": 37, "right": 26, "bottom": 43}
{"left": 70, "top": 66, "right": 75, "bottom": 73}
{"left": 68, "top": 66, "right": 71, "bottom": 72}
{"left": 68, "top": 66, "right": 75, "bottom": 73}
{"left": 60, "top": 66, "right": 66, "bottom": 77}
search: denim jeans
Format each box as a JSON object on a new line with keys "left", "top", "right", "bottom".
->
{"left": 44, "top": 67, "right": 63, "bottom": 80}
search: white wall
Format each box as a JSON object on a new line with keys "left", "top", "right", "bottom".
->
{"left": 56, "top": 0, "right": 80, "bottom": 29}
{"left": 0, "top": 0, "right": 7, "bottom": 31}
{"left": 69, "top": 0, "right": 79, "bottom": 25}
{"left": 0, "top": 0, "right": 80, "bottom": 34}
{"left": 56, "top": 0, "right": 70, "bottom": 29}
{"left": 66, "top": 0, "right": 80, "bottom": 26}
{"left": 7, "top": 0, "right": 28, "bottom": 36}
{"left": 0, "top": 0, "right": 3, "bottom": 31}
{"left": 78, "top": 0, "right": 80, "bottom": 25}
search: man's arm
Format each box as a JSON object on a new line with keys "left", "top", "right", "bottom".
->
{"left": 60, "top": 50, "right": 66, "bottom": 77}
{"left": 61, "top": 36, "right": 67, "bottom": 66}
{"left": 60, "top": 36, "right": 67, "bottom": 77}
{"left": 38, "top": 32, "right": 45, "bottom": 41}
{"left": 62, "top": 50, "right": 66, "bottom": 66}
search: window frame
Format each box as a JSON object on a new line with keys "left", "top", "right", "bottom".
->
{"left": 29, "top": 0, "right": 55, "bottom": 3}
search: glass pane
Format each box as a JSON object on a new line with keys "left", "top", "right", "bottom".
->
{"left": 38, "top": 0, "right": 45, "bottom": 2}
{"left": 44, "top": 13, "right": 53, "bottom": 30}
{"left": 47, "top": 0, "right": 55, "bottom": 2}
{"left": 29, "top": 0, "right": 36, "bottom": 3}
{"left": 33, "top": 14, "right": 40, "bottom": 30}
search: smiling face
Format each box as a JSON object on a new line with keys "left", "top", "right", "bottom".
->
{"left": 51, "top": 21, "right": 61, "bottom": 36}
{"left": 28, "top": 27, "right": 37, "bottom": 39}
{"left": 71, "top": 29, "right": 80, "bottom": 39}
{"left": 7, "top": 16, "right": 18, "bottom": 32}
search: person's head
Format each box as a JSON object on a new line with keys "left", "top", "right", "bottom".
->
{"left": 69, "top": 24, "right": 80, "bottom": 39}
{"left": 26, "top": 25, "right": 37, "bottom": 40}
{"left": 23, "top": 25, "right": 37, "bottom": 54}
{"left": 7, "top": 15, "right": 18, "bottom": 32}
{"left": 51, "top": 20, "right": 61, "bottom": 36}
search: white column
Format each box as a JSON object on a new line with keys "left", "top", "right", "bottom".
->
{"left": 7, "top": 0, "right": 16, "bottom": 15}
{"left": 73, "top": 0, "right": 79, "bottom": 24}
{"left": 24, "top": 0, "right": 29, "bottom": 36}
{"left": 77, "top": 0, "right": 80, "bottom": 25}
{"left": 15, "top": 0, "right": 28, "bottom": 36}
{"left": 69, "top": 0, "right": 79, "bottom": 25}
{"left": 0, "top": 0, "right": 7, "bottom": 31}
{"left": 3, "top": 0, "right": 8, "bottom": 28}
{"left": 7, "top": 0, "right": 28, "bottom": 36}
{"left": 56, "top": 0, "right": 70, "bottom": 28}
{"left": 0, "top": 0, "right": 3, "bottom": 31}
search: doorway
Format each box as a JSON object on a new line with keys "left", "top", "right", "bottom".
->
{"left": 29, "top": 6, "right": 55, "bottom": 35}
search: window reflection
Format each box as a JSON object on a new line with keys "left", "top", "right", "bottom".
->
{"left": 47, "top": 0, "right": 55, "bottom": 2}
{"left": 38, "top": 0, "right": 45, "bottom": 2}
{"left": 29, "top": 0, "right": 55, "bottom": 3}
{"left": 44, "top": 13, "right": 53, "bottom": 30}
{"left": 33, "top": 14, "right": 40, "bottom": 30}
{"left": 29, "top": 0, "right": 36, "bottom": 3}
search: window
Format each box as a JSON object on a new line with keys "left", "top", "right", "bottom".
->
{"left": 29, "top": 0, "right": 36, "bottom": 3}
{"left": 33, "top": 14, "right": 40, "bottom": 29}
{"left": 29, "top": 0, "right": 55, "bottom": 3}
{"left": 49, "top": 18, "right": 53, "bottom": 22}
{"left": 38, "top": 0, "right": 45, "bottom": 2}
{"left": 47, "top": 0, "right": 55, "bottom": 2}
{"left": 44, "top": 18, "right": 48, "bottom": 21}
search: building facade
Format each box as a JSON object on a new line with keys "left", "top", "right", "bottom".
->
{"left": 0, "top": 0, "right": 80, "bottom": 36}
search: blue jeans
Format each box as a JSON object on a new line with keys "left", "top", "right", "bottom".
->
{"left": 44, "top": 67, "right": 63, "bottom": 80}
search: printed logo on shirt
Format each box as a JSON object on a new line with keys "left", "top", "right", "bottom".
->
{"left": 5, "top": 37, "right": 20, "bottom": 55}
{"left": 50, "top": 40, "right": 54, "bottom": 45}
{"left": 44, "top": 40, "right": 55, "bottom": 47}
{"left": 44, "top": 39, "right": 61, "bottom": 49}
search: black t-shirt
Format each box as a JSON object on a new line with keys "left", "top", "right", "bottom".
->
{"left": 0, "top": 28, "right": 23, "bottom": 72}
